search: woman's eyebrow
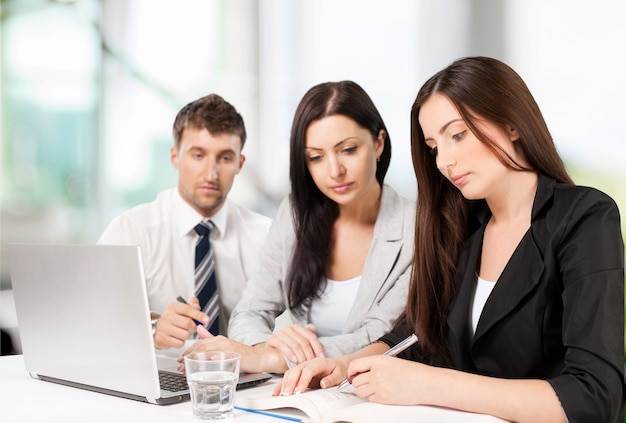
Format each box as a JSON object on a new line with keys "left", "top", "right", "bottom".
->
{"left": 305, "top": 137, "right": 360, "bottom": 151}
{"left": 424, "top": 119, "right": 463, "bottom": 142}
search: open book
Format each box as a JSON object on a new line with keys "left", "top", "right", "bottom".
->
{"left": 234, "top": 385, "right": 509, "bottom": 423}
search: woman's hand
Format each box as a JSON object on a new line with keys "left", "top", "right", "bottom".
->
{"left": 177, "top": 325, "right": 286, "bottom": 374}
{"left": 273, "top": 355, "right": 351, "bottom": 396}
{"left": 274, "top": 354, "right": 429, "bottom": 405}
{"left": 274, "top": 341, "right": 391, "bottom": 396}
{"left": 349, "top": 356, "right": 569, "bottom": 422}
{"left": 266, "top": 324, "right": 325, "bottom": 366}
{"left": 347, "top": 355, "right": 428, "bottom": 405}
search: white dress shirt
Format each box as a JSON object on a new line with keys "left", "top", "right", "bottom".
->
{"left": 98, "top": 188, "right": 272, "bottom": 335}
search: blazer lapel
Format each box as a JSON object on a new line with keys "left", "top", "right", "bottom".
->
{"left": 473, "top": 231, "right": 545, "bottom": 342}
{"left": 473, "top": 175, "right": 554, "bottom": 343}
{"left": 447, "top": 175, "right": 555, "bottom": 367}
{"left": 447, "top": 222, "right": 484, "bottom": 370}
{"left": 360, "top": 233, "right": 402, "bottom": 293}
{"left": 344, "top": 186, "right": 405, "bottom": 328}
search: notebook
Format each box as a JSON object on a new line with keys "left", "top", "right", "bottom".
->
{"left": 6, "top": 243, "right": 272, "bottom": 405}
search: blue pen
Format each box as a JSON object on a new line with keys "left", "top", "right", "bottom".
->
{"left": 234, "top": 406, "right": 302, "bottom": 422}
{"left": 176, "top": 296, "right": 204, "bottom": 326}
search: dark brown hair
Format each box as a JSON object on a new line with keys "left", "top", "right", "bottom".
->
{"left": 172, "top": 93, "right": 246, "bottom": 149}
{"left": 286, "top": 81, "right": 392, "bottom": 312}
{"left": 405, "top": 56, "right": 573, "bottom": 360}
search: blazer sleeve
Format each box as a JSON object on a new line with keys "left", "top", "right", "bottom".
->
{"left": 546, "top": 188, "right": 624, "bottom": 423}
{"left": 227, "top": 197, "right": 292, "bottom": 345}
{"left": 378, "top": 321, "right": 426, "bottom": 362}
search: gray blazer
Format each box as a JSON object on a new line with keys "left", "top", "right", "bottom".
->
{"left": 228, "top": 185, "right": 415, "bottom": 357}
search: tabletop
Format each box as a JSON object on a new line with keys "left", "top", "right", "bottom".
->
{"left": 0, "top": 354, "right": 274, "bottom": 423}
{"left": 0, "top": 354, "right": 508, "bottom": 423}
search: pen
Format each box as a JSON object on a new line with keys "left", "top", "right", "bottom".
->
{"left": 234, "top": 406, "right": 303, "bottom": 422}
{"left": 337, "top": 333, "right": 418, "bottom": 393}
{"left": 175, "top": 296, "right": 203, "bottom": 326}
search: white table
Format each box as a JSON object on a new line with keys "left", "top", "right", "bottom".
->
{"left": 0, "top": 354, "right": 507, "bottom": 422}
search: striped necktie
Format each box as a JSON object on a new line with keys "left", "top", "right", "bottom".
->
{"left": 194, "top": 220, "right": 219, "bottom": 335}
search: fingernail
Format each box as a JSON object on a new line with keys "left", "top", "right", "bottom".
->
{"left": 320, "top": 380, "right": 327, "bottom": 389}
{"left": 294, "top": 387, "right": 301, "bottom": 395}
{"left": 280, "top": 389, "right": 289, "bottom": 396}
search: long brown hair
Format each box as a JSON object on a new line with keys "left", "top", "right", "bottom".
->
{"left": 287, "top": 81, "right": 392, "bottom": 313}
{"left": 404, "top": 56, "right": 573, "bottom": 361}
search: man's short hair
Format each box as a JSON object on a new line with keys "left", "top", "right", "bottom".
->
{"left": 172, "top": 94, "right": 247, "bottom": 149}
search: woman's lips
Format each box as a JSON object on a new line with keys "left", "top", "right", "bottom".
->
{"left": 330, "top": 182, "right": 353, "bottom": 193}
{"left": 451, "top": 173, "right": 469, "bottom": 186}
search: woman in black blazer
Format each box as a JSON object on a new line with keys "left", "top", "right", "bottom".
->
{"left": 276, "top": 57, "right": 624, "bottom": 423}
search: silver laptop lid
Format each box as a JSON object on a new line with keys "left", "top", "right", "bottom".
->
{"left": 7, "top": 244, "right": 163, "bottom": 402}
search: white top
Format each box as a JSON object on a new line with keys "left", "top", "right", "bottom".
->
{"left": 98, "top": 188, "right": 272, "bottom": 335}
{"left": 308, "top": 276, "right": 361, "bottom": 337}
{"left": 471, "top": 275, "right": 496, "bottom": 335}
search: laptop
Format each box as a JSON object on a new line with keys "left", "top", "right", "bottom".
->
{"left": 6, "top": 243, "right": 272, "bottom": 405}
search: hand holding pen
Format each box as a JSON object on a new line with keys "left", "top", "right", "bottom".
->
{"left": 153, "top": 297, "right": 209, "bottom": 349}
{"left": 337, "top": 334, "right": 418, "bottom": 394}
{"left": 175, "top": 296, "right": 205, "bottom": 326}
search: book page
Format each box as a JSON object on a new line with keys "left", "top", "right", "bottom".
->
{"left": 234, "top": 383, "right": 509, "bottom": 423}
{"left": 324, "top": 402, "right": 510, "bottom": 423}
{"left": 234, "top": 385, "right": 364, "bottom": 422}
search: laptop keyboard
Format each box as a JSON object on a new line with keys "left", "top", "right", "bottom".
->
{"left": 159, "top": 371, "right": 189, "bottom": 392}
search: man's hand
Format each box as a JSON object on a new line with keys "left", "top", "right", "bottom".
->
{"left": 153, "top": 297, "right": 210, "bottom": 349}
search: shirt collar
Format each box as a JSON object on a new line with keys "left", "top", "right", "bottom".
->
{"left": 173, "top": 189, "right": 229, "bottom": 239}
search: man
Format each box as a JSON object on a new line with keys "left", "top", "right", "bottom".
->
{"left": 98, "top": 94, "right": 272, "bottom": 350}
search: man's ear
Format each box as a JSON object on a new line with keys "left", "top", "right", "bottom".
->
{"left": 170, "top": 146, "right": 179, "bottom": 169}
{"left": 237, "top": 154, "right": 246, "bottom": 173}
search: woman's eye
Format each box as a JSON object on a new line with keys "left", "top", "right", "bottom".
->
{"left": 308, "top": 155, "right": 321, "bottom": 163}
{"left": 452, "top": 130, "right": 466, "bottom": 141}
{"left": 428, "top": 146, "right": 438, "bottom": 157}
{"left": 342, "top": 146, "right": 357, "bottom": 154}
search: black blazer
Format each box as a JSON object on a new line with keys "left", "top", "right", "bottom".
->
{"left": 381, "top": 175, "right": 624, "bottom": 422}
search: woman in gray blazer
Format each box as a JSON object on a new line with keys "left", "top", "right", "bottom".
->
{"left": 180, "top": 81, "right": 414, "bottom": 374}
